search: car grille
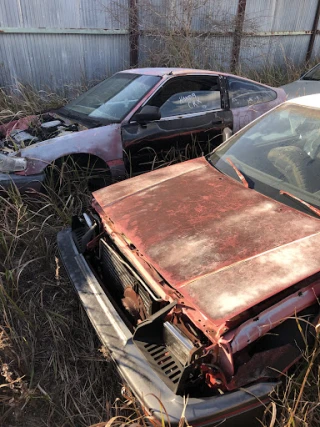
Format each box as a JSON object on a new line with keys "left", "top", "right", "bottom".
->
{"left": 133, "top": 312, "right": 195, "bottom": 395}
{"left": 143, "top": 342, "right": 182, "bottom": 385}
{"left": 99, "top": 237, "right": 158, "bottom": 316}
{"left": 99, "top": 238, "right": 137, "bottom": 292}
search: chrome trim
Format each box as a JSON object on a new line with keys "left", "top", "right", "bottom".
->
{"left": 83, "top": 212, "right": 93, "bottom": 228}
{"left": 164, "top": 322, "right": 194, "bottom": 352}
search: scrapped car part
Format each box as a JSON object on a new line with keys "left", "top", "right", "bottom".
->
{"left": 0, "top": 68, "right": 285, "bottom": 193}
{"left": 58, "top": 94, "right": 320, "bottom": 426}
{"left": 281, "top": 62, "right": 320, "bottom": 99}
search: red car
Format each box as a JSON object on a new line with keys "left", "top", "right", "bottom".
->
{"left": 58, "top": 94, "right": 320, "bottom": 426}
{"left": 0, "top": 68, "right": 285, "bottom": 192}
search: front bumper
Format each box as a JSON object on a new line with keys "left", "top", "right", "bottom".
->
{"left": 0, "top": 172, "right": 44, "bottom": 192}
{"left": 57, "top": 227, "right": 279, "bottom": 427}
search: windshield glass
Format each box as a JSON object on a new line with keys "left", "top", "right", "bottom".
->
{"left": 302, "top": 64, "right": 320, "bottom": 81}
{"left": 63, "top": 73, "right": 160, "bottom": 124}
{"left": 209, "top": 103, "right": 320, "bottom": 215}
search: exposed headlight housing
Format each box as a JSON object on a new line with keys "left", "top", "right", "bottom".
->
{"left": 0, "top": 153, "right": 27, "bottom": 173}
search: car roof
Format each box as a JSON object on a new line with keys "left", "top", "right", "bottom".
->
{"left": 119, "top": 67, "right": 276, "bottom": 88}
{"left": 288, "top": 93, "right": 320, "bottom": 108}
{"left": 119, "top": 67, "right": 219, "bottom": 76}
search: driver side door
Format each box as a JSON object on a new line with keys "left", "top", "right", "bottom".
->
{"left": 121, "top": 74, "right": 232, "bottom": 175}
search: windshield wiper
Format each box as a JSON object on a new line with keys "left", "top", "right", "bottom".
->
{"left": 279, "top": 190, "right": 320, "bottom": 218}
{"left": 226, "top": 157, "right": 249, "bottom": 188}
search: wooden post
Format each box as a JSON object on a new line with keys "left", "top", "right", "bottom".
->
{"left": 129, "top": 0, "right": 139, "bottom": 67}
{"left": 231, "top": 0, "right": 247, "bottom": 73}
{"left": 306, "top": 0, "right": 320, "bottom": 63}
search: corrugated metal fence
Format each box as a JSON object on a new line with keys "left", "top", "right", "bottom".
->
{"left": 1, "top": 0, "right": 320, "bottom": 91}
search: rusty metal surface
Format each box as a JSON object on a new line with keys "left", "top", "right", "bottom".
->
{"left": 129, "top": 0, "right": 139, "bottom": 67}
{"left": 0, "top": 27, "right": 128, "bottom": 35}
{"left": 223, "top": 281, "right": 320, "bottom": 354}
{"left": 93, "top": 156, "right": 320, "bottom": 328}
{"left": 231, "top": 0, "right": 247, "bottom": 72}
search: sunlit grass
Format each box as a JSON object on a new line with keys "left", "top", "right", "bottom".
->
{"left": 1, "top": 62, "right": 320, "bottom": 426}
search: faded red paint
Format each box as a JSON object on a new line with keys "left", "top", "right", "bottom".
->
{"left": 18, "top": 124, "right": 123, "bottom": 175}
{"left": 0, "top": 115, "right": 40, "bottom": 136}
{"left": 92, "top": 156, "right": 320, "bottom": 343}
{"left": 1, "top": 67, "right": 285, "bottom": 189}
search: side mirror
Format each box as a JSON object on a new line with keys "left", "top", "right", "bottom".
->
{"left": 132, "top": 106, "right": 161, "bottom": 123}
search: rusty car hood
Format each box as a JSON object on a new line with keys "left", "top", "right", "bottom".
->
{"left": 93, "top": 157, "right": 320, "bottom": 324}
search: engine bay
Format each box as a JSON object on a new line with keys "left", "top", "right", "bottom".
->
{"left": 0, "top": 114, "right": 80, "bottom": 154}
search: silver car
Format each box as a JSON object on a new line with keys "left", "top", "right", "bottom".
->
{"left": 282, "top": 63, "right": 320, "bottom": 99}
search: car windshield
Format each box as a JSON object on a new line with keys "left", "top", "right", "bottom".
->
{"left": 301, "top": 64, "right": 320, "bottom": 81}
{"left": 208, "top": 103, "right": 320, "bottom": 216}
{"left": 62, "top": 73, "right": 160, "bottom": 124}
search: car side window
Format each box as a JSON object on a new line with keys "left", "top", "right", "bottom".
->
{"left": 228, "top": 77, "right": 277, "bottom": 108}
{"left": 147, "top": 76, "right": 221, "bottom": 118}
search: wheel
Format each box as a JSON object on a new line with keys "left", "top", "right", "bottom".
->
{"left": 43, "top": 155, "right": 112, "bottom": 200}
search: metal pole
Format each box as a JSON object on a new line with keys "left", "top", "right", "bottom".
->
{"left": 129, "top": 0, "right": 139, "bottom": 67}
{"left": 306, "top": 0, "right": 320, "bottom": 63}
{"left": 231, "top": 0, "right": 247, "bottom": 73}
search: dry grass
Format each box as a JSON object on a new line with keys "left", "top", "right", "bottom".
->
{"left": 1, "top": 63, "right": 320, "bottom": 427}
{"left": 0, "top": 83, "right": 67, "bottom": 124}
{"left": 0, "top": 187, "right": 123, "bottom": 426}
{"left": 260, "top": 324, "right": 320, "bottom": 427}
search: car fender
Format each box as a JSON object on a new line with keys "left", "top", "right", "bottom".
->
{"left": 18, "top": 124, "right": 123, "bottom": 175}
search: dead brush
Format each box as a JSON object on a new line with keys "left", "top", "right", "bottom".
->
{"left": 2, "top": 66, "right": 320, "bottom": 426}
{"left": 0, "top": 83, "right": 67, "bottom": 124}
{"left": 237, "top": 53, "right": 320, "bottom": 87}
{"left": 0, "top": 185, "right": 121, "bottom": 426}
{"left": 260, "top": 316, "right": 320, "bottom": 427}
{"left": 128, "top": 133, "right": 220, "bottom": 174}
{"left": 0, "top": 326, "right": 33, "bottom": 424}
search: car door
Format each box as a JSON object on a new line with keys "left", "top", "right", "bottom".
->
{"left": 121, "top": 74, "right": 233, "bottom": 174}
{"left": 227, "top": 77, "right": 280, "bottom": 133}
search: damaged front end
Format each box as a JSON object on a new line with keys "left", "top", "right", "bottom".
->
{"left": 0, "top": 114, "right": 80, "bottom": 155}
{"left": 68, "top": 209, "right": 320, "bottom": 401}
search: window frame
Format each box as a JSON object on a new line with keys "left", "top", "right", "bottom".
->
{"left": 133, "top": 74, "right": 224, "bottom": 122}
{"left": 227, "top": 77, "right": 277, "bottom": 109}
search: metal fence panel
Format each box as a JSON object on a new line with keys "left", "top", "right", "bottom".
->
{"left": 1, "top": 0, "right": 320, "bottom": 90}
{"left": 244, "top": 0, "right": 318, "bottom": 32}
{"left": 240, "top": 0, "right": 319, "bottom": 69}
{"left": 0, "top": 0, "right": 130, "bottom": 90}
{"left": 239, "top": 35, "right": 310, "bottom": 70}
{"left": 0, "top": 0, "right": 23, "bottom": 27}
{"left": 311, "top": 34, "right": 320, "bottom": 60}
